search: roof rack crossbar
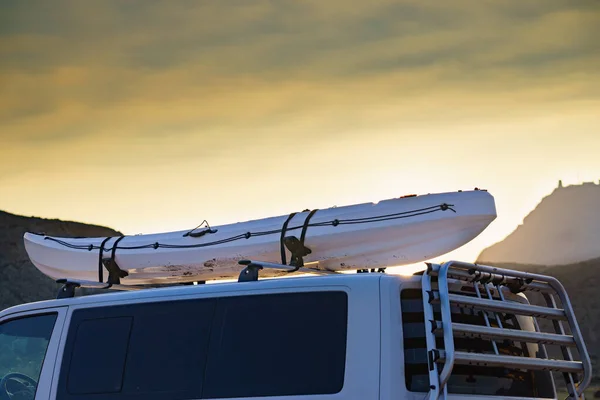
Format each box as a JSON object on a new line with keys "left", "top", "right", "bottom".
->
{"left": 237, "top": 259, "right": 339, "bottom": 282}
{"left": 422, "top": 261, "right": 592, "bottom": 400}
{"left": 56, "top": 278, "right": 145, "bottom": 299}
{"left": 54, "top": 259, "right": 339, "bottom": 297}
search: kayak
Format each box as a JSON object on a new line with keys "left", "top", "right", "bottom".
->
{"left": 23, "top": 189, "right": 496, "bottom": 285}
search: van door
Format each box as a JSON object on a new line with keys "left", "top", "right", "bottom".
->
{"left": 0, "top": 308, "right": 67, "bottom": 400}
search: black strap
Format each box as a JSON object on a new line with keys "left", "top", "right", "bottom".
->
{"left": 97, "top": 237, "right": 113, "bottom": 282}
{"left": 300, "top": 209, "right": 319, "bottom": 246}
{"left": 102, "top": 236, "right": 126, "bottom": 284}
{"left": 280, "top": 212, "right": 297, "bottom": 265}
{"left": 286, "top": 209, "right": 319, "bottom": 271}
{"left": 110, "top": 235, "right": 125, "bottom": 260}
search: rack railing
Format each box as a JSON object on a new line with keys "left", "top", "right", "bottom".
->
{"left": 421, "top": 261, "right": 592, "bottom": 400}
{"left": 54, "top": 259, "right": 340, "bottom": 298}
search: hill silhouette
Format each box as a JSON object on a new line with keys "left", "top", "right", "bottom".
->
{"left": 477, "top": 182, "right": 600, "bottom": 386}
{"left": 478, "top": 181, "right": 600, "bottom": 265}
{"left": 0, "top": 210, "right": 121, "bottom": 311}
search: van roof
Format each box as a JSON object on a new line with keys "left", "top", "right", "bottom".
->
{"left": 1, "top": 272, "right": 417, "bottom": 317}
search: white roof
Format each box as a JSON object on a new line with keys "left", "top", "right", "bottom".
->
{"left": 1, "top": 273, "right": 418, "bottom": 317}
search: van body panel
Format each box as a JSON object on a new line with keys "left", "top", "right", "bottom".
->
{"left": 0, "top": 270, "right": 588, "bottom": 400}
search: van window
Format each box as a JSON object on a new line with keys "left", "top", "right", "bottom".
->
{"left": 0, "top": 313, "right": 57, "bottom": 399}
{"left": 66, "top": 317, "right": 133, "bottom": 394}
{"left": 400, "top": 289, "right": 554, "bottom": 397}
{"left": 58, "top": 290, "right": 348, "bottom": 399}
{"left": 58, "top": 298, "right": 217, "bottom": 400}
{"left": 203, "top": 291, "right": 348, "bottom": 398}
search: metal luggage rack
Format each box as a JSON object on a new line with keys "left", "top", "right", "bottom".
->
{"left": 421, "top": 261, "right": 592, "bottom": 400}
{"left": 55, "top": 258, "right": 345, "bottom": 299}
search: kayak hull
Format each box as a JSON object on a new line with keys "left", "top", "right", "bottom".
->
{"left": 24, "top": 190, "right": 496, "bottom": 285}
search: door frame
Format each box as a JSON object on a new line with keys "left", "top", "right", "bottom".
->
{"left": 0, "top": 306, "right": 69, "bottom": 400}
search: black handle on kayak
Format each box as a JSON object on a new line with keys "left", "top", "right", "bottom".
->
{"left": 186, "top": 228, "right": 218, "bottom": 238}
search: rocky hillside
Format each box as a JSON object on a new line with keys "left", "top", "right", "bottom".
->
{"left": 478, "top": 181, "right": 600, "bottom": 266}
{"left": 477, "top": 182, "right": 600, "bottom": 386}
{"left": 0, "top": 210, "right": 121, "bottom": 311}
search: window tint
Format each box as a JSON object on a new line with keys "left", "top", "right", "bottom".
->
{"left": 58, "top": 290, "right": 348, "bottom": 399}
{"left": 67, "top": 317, "right": 132, "bottom": 394}
{"left": 203, "top": 291, "right": 348, "bottom": 398}
{"left": 0, "top": 313, "right": 57, "bottom": 399}
{"left": 400, "top": 289, "right": 554, "bottom": 397}
{"left": 122, "top": 301, "right": 215, "bottom": 396}
{"left": 58, "top": 298, "right": 216, "bottom": 400}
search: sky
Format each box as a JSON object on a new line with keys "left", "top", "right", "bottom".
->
{"left": 1, "top": 0, "right": 599, "bottom": 274}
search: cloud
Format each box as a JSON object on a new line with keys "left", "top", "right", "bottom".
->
{"left": 0, "top": 0, "right": 598, "bottom": 162}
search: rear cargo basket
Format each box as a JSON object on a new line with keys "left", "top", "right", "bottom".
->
{"left": 421, "top": 261, "right": 592, "bottom": 400}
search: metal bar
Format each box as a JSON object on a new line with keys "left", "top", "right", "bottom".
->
{"left": 445, "top": 293, "right": 567, "bottom": 320}
{"left": 435, "top": 263, "right": 456, "bottom": 390}
{"left": 435, "top": 261, "right": 557, "bottom": 284}
{"left": 473, "top": 282, "right": 499, "bottom": 354}
{"left": 56, "top": 278, "right": 145, "bottom": 291}
{"left": 441, "top": 351, "right": 584, "bottom": 374}
{"left": 427, "top": 263, "right": 554, "bottom": 293}
{"left": 482, "top": 283, "right": 505, "bottom": 329}
{"left": 421, "top": 269, "right": 441, "bottom": 400}
{"left": 238, "top": 259, "right": 339, "bottom": 275}
{"left": 545, "top": 287, "right": 593, "bottom": 397}
{"left": 529, "top": 314, "right": 556, "bottom": 394}
{"left": 451, "top": 323, "right": 577, "bottom": 347}
{"left": 545, "top": 293, "right": 579, "bottom": 398}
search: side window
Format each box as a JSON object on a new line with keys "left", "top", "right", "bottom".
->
{"left": 400, "top": 289, "right": 554, "bottom": 398}
{"left": 58, "top": 298, "right": 216, "bottom": 400}
{"left": 0, "top": 313, "right": 58, "bottom": 399}
{"left": 203, "top": 291, "right": 348, "bottom": 398}
{"left": 66, "top": 317, "right": 132, "bottom": 395}
{"left": 57, "top": 290, "right": 348, "bottom": 399}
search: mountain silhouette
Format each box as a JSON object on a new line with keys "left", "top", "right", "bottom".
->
{"left": 476, "top": 181, "right": 600, "bottom": 387}
{"left": 0, "top": 210, "right": 121, "bottom": 311}
{"left": 478, "top": 181, "right": 600, "bottom": 266}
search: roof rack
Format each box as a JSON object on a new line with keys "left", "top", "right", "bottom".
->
{"left": 55, "top": 259, "right": 342, "bottom": 298}
{"left": 55, "top": 278, "right": 144, "bottom": 299}
{"left": 237, "top": 259, "right": 341, "bottom": 282}
{"left": 421, "top": 261, "right": 592, "bottom": 400}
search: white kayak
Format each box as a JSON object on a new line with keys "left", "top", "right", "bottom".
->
{"left": 23, "top": 189, "right": 496, "bottom": 285}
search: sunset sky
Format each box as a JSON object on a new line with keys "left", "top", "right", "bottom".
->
{"left": 1, "top": 0, "right": 599, "bottom": 272}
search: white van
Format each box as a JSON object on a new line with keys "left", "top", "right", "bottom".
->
{"left": 0, "top": 260, "right": 591, "bottom": 400}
